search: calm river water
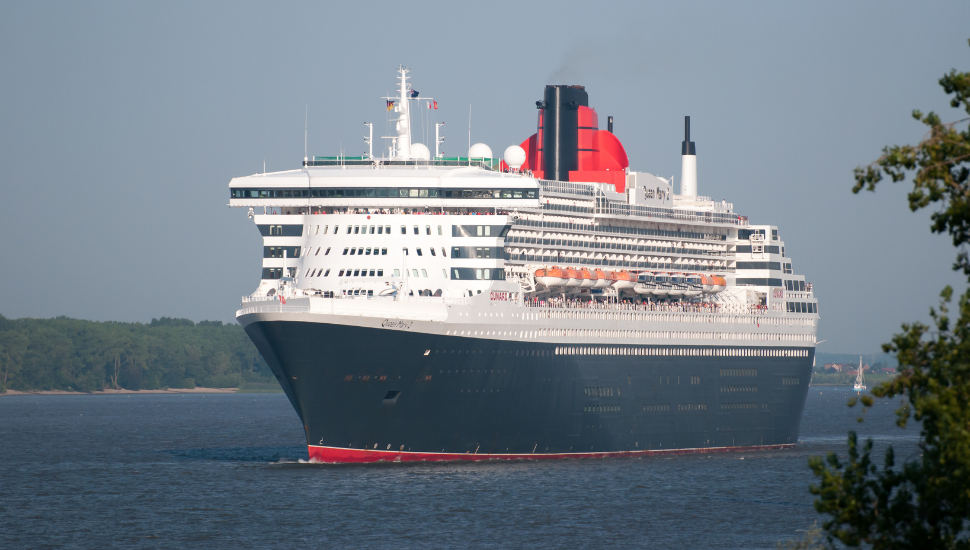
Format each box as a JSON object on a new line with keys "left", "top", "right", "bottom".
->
{"left": 0, "top": 388, "right": 917, "bottom": 549}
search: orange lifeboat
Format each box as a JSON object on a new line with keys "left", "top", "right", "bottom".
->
{"left": 711, "top": 275, "right": 726, "bottom": 293}
{"left": 700, "top": 274, "right": 716, "bottom": 293}
{"left": 613, "top": 270, "right": 636, "bottom": 291}
{"left": 593, "top": 268, "right": 612, "bottom": 288}
{"left": 563, "top": 267, "right": 582, "bottom": 287}
{"left": 577, "top": 268, "right": 595, "bottom": 288}
{"left": 535, "top": 266, "right": 567, "bottom": 288}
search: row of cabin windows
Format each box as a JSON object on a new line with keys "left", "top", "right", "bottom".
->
{"left": 555, "top": 347, "right": 811, "bottom": 357}
{"left": 721, "top": 368, "right": 757, "bottom": 377}
{"left": 343, "top": 247, "right": 389, "bottom": 256}
{"left": 721, "top": 385, "right": 758, "bottom": 393}
{"left": 782, "top": 376, "right": 801, "bottom": 386}
{"left": 720, "top": 402, "right": 769, "bottom": 410}
{"left": 337, "top": 269, "right": 385, "bottom": 278}
{"left": 678, "top": 403, "right": 707, "bottom": 411}
{"left": 231, "top": 188, "right": 538, "bottom": 199}
{"left": 403, "top": 247, "right": 447, "bottom": 257}
{"left": 644, "top": 404, "right": 670, "bottom": 412}
{"left": 584, "top": 386, "right": 615, "bottom": 397}
{"left": 337, "top": 268, "right": 448, "bottom": 279}
{"left": 787, "top": 302, "right": 817, "bottom": 314}
{"left": 305, "top": 268, "right": 330, "bottom": 278}
{"left": 584, "top": 405, "right": 619, "bottom": 413}
{"left": 515, "top": 218, "right": 726, "bottom": 241}
{"left": 506, "top": 235, "right": 717, "bottom": 255}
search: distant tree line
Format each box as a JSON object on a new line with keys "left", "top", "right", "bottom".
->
{"left": 0, "top": 315, "right": 272, "bottom": 392}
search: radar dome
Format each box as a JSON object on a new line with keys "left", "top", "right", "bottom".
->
{"left": 468, "top": 143, "right": 492, "bottom": 159}
{"left": 503, "top": 145, "right": 526, "bottom": 171}
{"left": 411, "top": 143, "right": 431, "bottom": 160}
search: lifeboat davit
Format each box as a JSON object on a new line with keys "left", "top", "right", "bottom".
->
{"left": 578, "top": 268, "right": 595, "bottom": 288}
{"left": 634, "top": 272, "right": 655, "bottom": 295}
{"left": 684, "top": 274, "right": 703, "bottom": 297}
{"left": 668, "top": 272, "right": 686, "bottom": 297}
{"left": 613, "top": 271, "right": 636, "bottom": 291}
{"left": 652, "top": 272, "right": 671, "bottom": 296}
{"left": 593, "top": 269, "right": 612, "bottom": 288}
{"left": 535, "top": 266, "right": 567, "bottom": 288}
{"left": 563, "top": 267, "right": 582, "bottom": 287}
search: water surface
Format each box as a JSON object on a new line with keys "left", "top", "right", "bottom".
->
{"left": 0, "top": 388, "right": 917, "bottom": 549}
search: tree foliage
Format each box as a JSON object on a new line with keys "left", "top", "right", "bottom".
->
{"left": 808, "top": 40, "right": 970, "bottom": 548}
{"left": 0, "top": 315, "right": 271, "bottom": 392}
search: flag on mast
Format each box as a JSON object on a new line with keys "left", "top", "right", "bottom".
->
{"left": 386, "top": 100, "right": 395, "bottom": 111}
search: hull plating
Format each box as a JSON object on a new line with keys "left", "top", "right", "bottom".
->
{"left": 243, "top": 319, "right": 814, "bottom": 459}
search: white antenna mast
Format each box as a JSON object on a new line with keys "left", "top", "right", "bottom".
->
{"left": 436, "top": 122, "right": 445, "bottom": 158}
{"left": 304, "top": 104, "right": 308, "bottom": 165}
{"left": 364, "top": 122, "right": 373, "bottom": 159}
{"left": 468, "top": 104, "right": 471, "bottom": 152}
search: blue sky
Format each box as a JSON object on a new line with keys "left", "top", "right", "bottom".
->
{"left": 1, "top": 1, "right": 968, "bottom": 354}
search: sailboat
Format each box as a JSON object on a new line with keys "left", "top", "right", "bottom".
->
{"left": 853, "top": 356, "right": 866, "bottom": 392}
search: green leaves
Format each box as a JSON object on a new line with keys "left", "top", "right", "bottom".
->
{"left": 809, "top": 39, "right": 970, "bottom": 549}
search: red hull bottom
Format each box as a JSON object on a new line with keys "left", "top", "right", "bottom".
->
{"left": 307, "top": 443, "right": 796, "bottom": 464}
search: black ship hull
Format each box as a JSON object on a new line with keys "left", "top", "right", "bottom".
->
{"left": 244, "top": 319, "right": 814, "bottom": 463}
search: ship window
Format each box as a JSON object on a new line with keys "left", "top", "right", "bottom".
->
{"left": 324, "top": 269, "right": 330, "bottom": 277}
{"left": 315, "top": 247, "right": 321, "bottom": 256}
{"left": 377, "top": 226, "right": 383, "bottom": 235}
{"left": 412, "top": 269, "right": 419, "bottom": 277}
{"left": 401, "top": 225, "right": 406, "bottom": 235}
{"left": 442, "top": 269, "right": 447, "bottom": 277}
{"left": 325, "top": 247, "right": 331, "bottom": 255}
{"left": 430, "top": 248, "right": 436, "bottom": 256}
{"left": 366, "top": 248, "right": 372, "bottom": 256}
{"left": 343, "top": 248, "right": 349, "bottom": 255}
{"left": 409, "top": 189, "right": 419, "bottom": 197}
{"left": 393, "top": 269, "right": 401, "bottom": 277}
{"left": 353, "top": 269, "right": 360, "bottom": 276}
{"left": 426, "top": 225, "right": 431, "bottom": 235}
{"left": 333, "top": 225, "right": 338, "bottom": 234}
{"left": 441, "top": 247, "right": 447, "bottom": 257}
{"left": 314, "top": 225, "right": 319, "bottom": 235}
{"left": 454, "top": 269, "right": 461, "bottom": 279}
{"left": 413, "top": 225, "right": 419, "bottom": 235}
{"left": 370, "top": 226, "right": 376, "bottom": 234}
{"left": 437, "top": 225, "right": 442, "bottom": 235}
{"left": 381, "top": 248, "right": 387, "bottom": 255}
{"left": 338, "top": 270, "right": 345, "bottom": 276}
{"left": 346, "top": 226, "right": 352, "bottom": 234}
{"left": 403, "top": 248, "right": 408, "bottom": 255}
{"left": 377, "top": 269, "right": 383, "bottom": 276}
{"left": 385, "top": 226, "right": 391, "bottom": 234}
{"left": 369, "top": 270, "right": 376, "bottom": 276}
{"left": 416, "top": 248, "right": 423, "bottom": 256}
{"left": 324, "top": 225, "right": 329, "bottom": 234}
{"left": 476, "top": 269, "right": 482, "bottom": 279}
{"left": 421, "top": 269, "right": 428, "bottom": 277}
{"left": 357, "top": 248, "right": 364, "bottom": 255}
{"left": 354, "top": 226, "right": 360, "bottom": 234}
{"left": 350, "top": 248, "right": 356, "bottom": 255}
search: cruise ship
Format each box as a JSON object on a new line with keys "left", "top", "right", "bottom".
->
{"left": 231, "top": 68, "right": 818, "bottom": 463}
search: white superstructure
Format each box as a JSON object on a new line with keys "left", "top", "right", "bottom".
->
{"left": 229, "top": 68, "right": 819, "bottom": 352}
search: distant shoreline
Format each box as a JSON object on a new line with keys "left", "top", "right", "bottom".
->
{"left": 1, "top": 387, "right": 240, "bottom": 396}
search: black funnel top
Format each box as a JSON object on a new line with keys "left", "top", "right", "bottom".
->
{"left": 682, "top": 116, "right": 696, "bottom": 155}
